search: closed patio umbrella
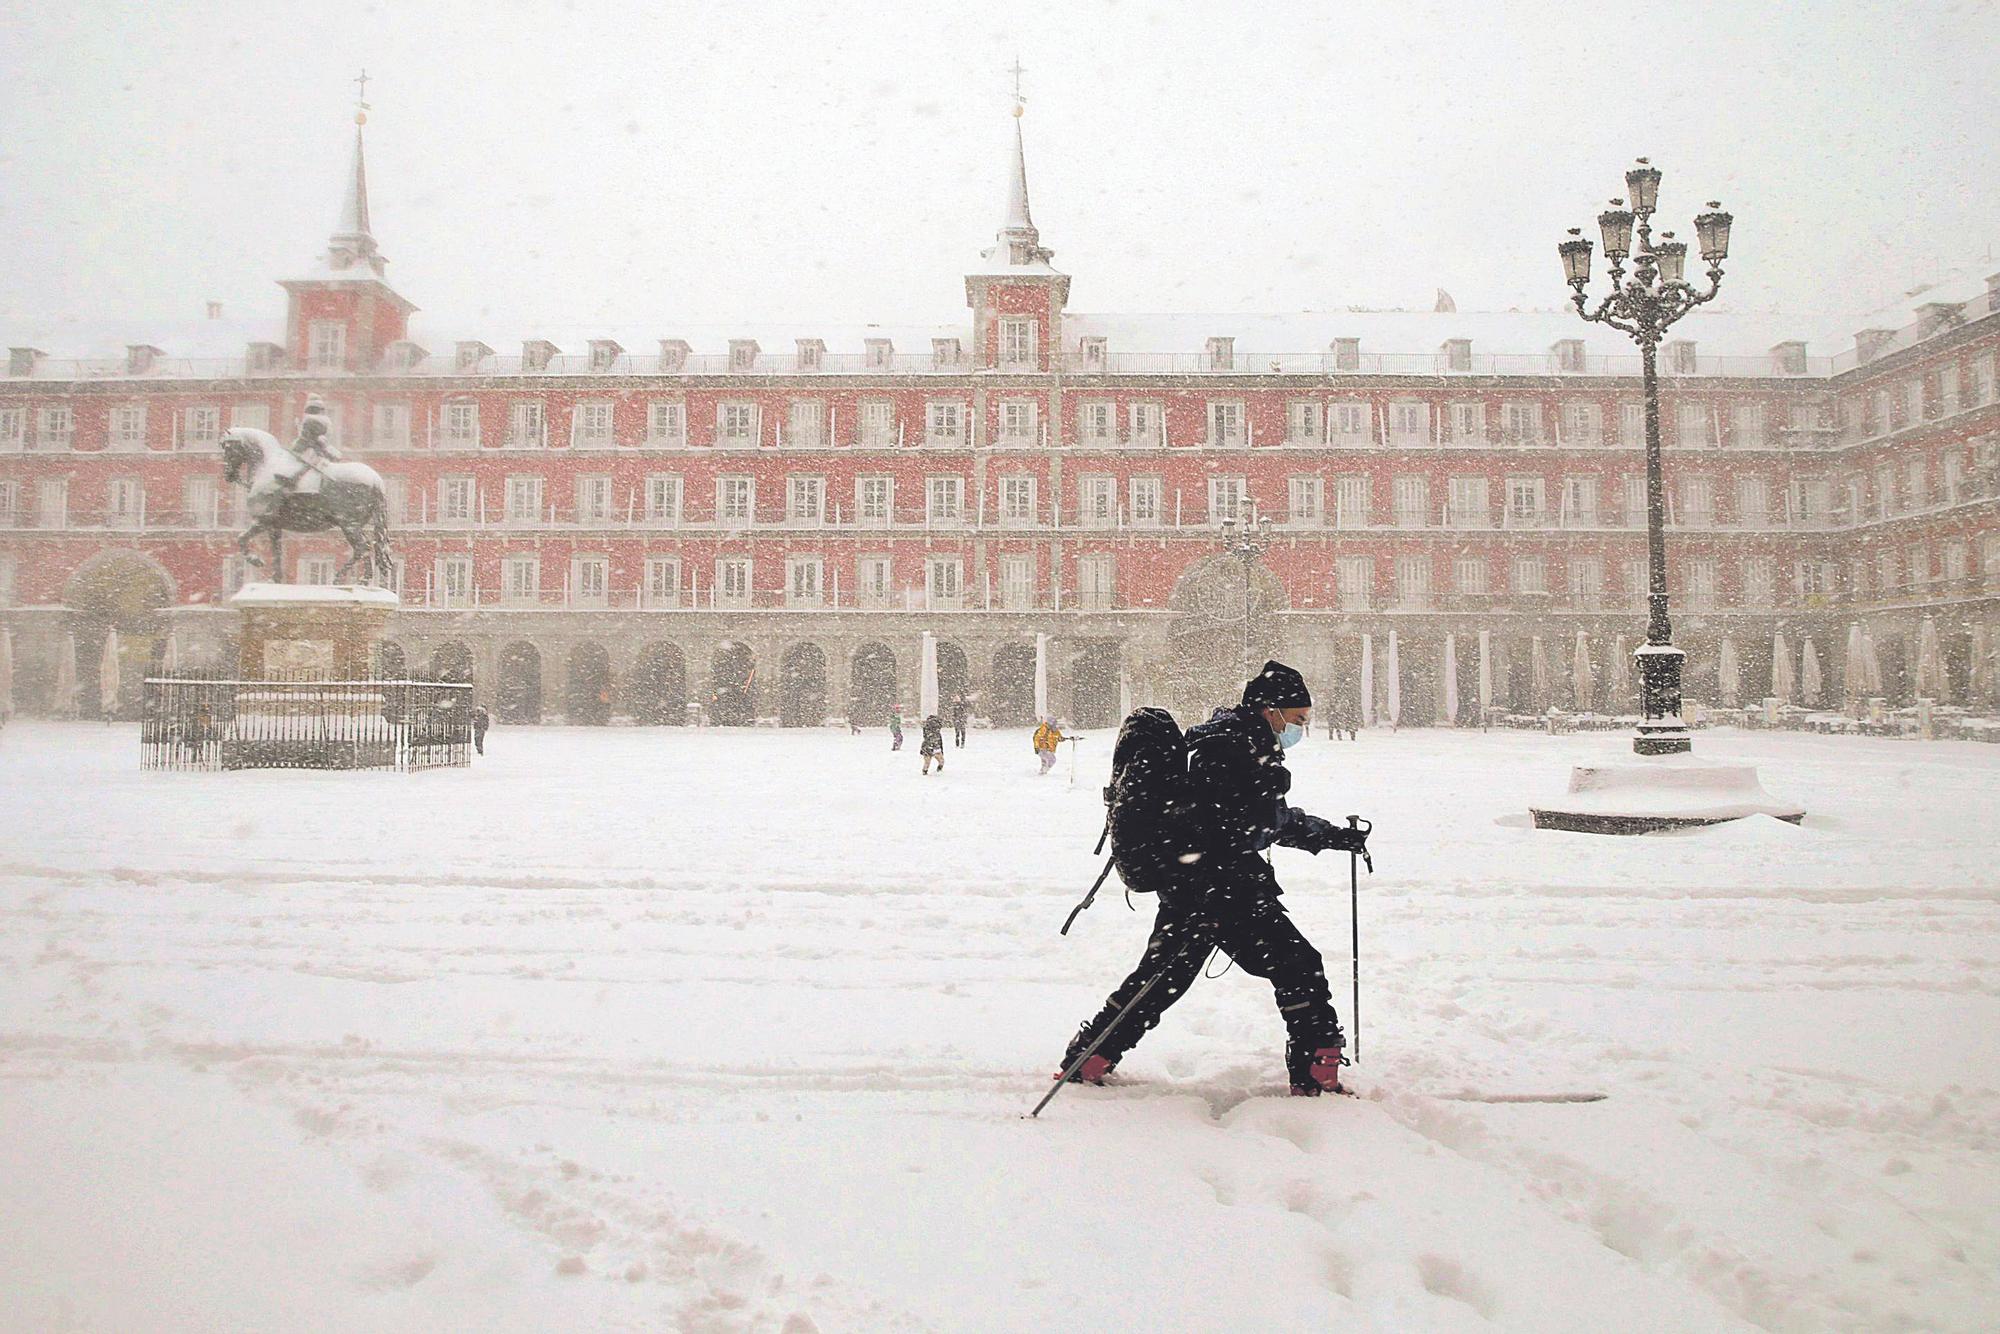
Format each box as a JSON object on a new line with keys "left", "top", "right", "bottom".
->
{"left": 1443, "top": 633, "right": 1460, "bottom": 725}
{"left": 1605, "top": 635, "right": 1631, "bottom": 710}
{"left": 1801, "top": 639, "right": 1824, "bottom": 708}
{"left": 54, "top": 632, "right": 78, "bottom": 718}
{"left": 1770, "top": 631, "right": 1796, "bottom": 704}
{"left": 1530, "top": 636, "right": 1551, "bottom": 710}
{"left": 1844, "top": 622, "right": 1866, "bottom": 711}
{"left": 1914, "top": 616, "right": 1948, "bottom": 700}
{"left": 1385, "top": 630, "right": 1402, "bottom": 727}
{"left": 99, "top": 628, "right": 123, "bottom": 720}
{"left": 1571, "top": 630, "right": 1594, "bottom": 712}
{"left": 1718, "top": 637, "right": 1741, "bottom": 706}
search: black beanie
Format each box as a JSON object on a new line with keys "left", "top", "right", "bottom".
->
{"left": 1242, "top": 660, "right": 1312, "bottom": 710}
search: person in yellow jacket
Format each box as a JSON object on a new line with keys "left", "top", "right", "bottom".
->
{"left": 1032, "top": 718, "right": 1064, "bottom": 775}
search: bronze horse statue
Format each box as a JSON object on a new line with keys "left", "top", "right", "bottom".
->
{"left": 220, "top": 427, "right": 394, "bottom": 585}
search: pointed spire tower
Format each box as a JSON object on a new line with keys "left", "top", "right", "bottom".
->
{"left": 280, "top": 73, "right": 416, "bottom": 372}
{"left": 967, "top": 63, "right": 1069, "bottom": 371}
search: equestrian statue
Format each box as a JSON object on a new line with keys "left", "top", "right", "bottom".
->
{"left": 220, "top": 395, "right": 395, "bottom": 585}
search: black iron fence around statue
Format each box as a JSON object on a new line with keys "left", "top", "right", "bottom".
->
{"left": 141, "top": 674, "right": 474, "bottom": 771}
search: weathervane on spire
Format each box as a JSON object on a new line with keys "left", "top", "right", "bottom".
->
{"left": 1008, "top": 58, "right": 1027, "bottom": 117}
{"left": 352, "top": 68, "right": 371, "bottom": 125}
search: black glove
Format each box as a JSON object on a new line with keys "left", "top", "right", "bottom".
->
{"left": 1324, "top": 824, "right": 1369, "bottom": 856}
{"left": 1284, "top": 813, "right": 1342, "bottom": 854}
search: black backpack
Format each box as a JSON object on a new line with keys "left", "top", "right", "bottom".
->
{"left": 1062, "top": 708, "right": 1191, "bottom": 934}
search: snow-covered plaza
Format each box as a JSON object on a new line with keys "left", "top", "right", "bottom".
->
{"left": 2, "top": 721, "right": 1996, "bottom": 1331}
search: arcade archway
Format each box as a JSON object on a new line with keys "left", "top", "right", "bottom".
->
{"left": 779, "top": 642, "right": 828, "bottom": 727}
{"left": 850, "top": 642, "right": 897, "bottom": 725}
{"left": 630, "top": 642, "right": 687, "bottom": 724}
{"left": 709, "top": 642, "right": 758, "bottom": 725}
{"left": 568, "top": 642, "right": 613, "bottom": 724}
{"left": 497, "top": 642, "right": 543, "bottom": 723}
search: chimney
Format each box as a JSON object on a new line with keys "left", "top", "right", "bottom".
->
{"left": 1917, "top": 302, "right": 1965, "bottom": 336}
{"left": 1853, "top": 328, "right": 1897, "bottom": 363}
{"left": 1769, "top": 341, "right": 1808, "bottom": 376}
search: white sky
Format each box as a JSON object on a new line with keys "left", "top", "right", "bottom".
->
{"left": 3, "top": 0, "right": 1997, "bottom": 341}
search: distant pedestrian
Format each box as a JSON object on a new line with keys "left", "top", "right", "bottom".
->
{"left": 889, "top": 705, "right": 904, "bottom": 751}
{"left": 472, "top": 704, "right": 490, "bottom": 755}
{"left": 1327, "top": 689, "right": 1360, "bottom": 742}
{"left": 1033, "top": 717, "right": 1064, "bottom": 775}
{"left": 921, "top": 713, "right": 946, "bottom": 774}
{"left": 951, "top": 694, "right": 969, "bottom": 748}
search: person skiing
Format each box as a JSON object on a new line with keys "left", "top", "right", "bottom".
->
{"left": 888, "top": 704, "right": 904, "bottom": 751}
{"left": 951, "top": 693, "right": 970, "bottom": 748}
{"left": 920, "top": 713, "right": 946, "bottom": 774}
{"left": 1032, "top": 717, "right": 1064, "bottom": 775}
{"left": 1056, "top": 661, "right": 1367, "bottom": 1096}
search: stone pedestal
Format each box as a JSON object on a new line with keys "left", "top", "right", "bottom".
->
{"left": 229, "top": 583, "right": 399, "bottom": 678}
{"left": 1531, "top": 756, "right": 1805, "bottom": 835}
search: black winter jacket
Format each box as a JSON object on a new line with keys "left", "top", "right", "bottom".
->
{"left": 1181, "top": 705, "right": 1339, "bottom": 901}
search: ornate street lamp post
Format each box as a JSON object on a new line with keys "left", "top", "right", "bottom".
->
{"left": 1561, "top": 159, "right": 1732, "bottom": 755}
{"left": 1220, "top": 499, "right": 1274, "bottom": 684}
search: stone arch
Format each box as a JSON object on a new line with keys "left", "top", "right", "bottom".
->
{"left": 497, "top": 641, "right": 544, "bottom": 724}
{"left": 709, "top": 641, "right": 758, "bottom": 725}
{"left": 849, "top": 642, "right": 897, "bottom": 725}
{"left": 1069, "top": 641, "right": 1121, "bottom": 729}
{"left": 936, "top": 640, "right": 970, "bottom": 709}
{"left": 990, "top": 642, "right": 1038, "bottom": 725}
{"left": 431, "top": 640, "right": 474, "bottom": 684}
{"left": 567, "top": 642, "right": 613, "bottom": 724}
{"left": 630, "top": 642, "right": 688, "bottom": 725}
{"left": 779, "top": 642, "right": 829, "bottom": 727}
{"left": 375, "top": 639, "right": 408, "bottom": 680}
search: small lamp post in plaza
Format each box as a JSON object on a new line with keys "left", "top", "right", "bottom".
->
{"left": 1532, "top": 161, "right": 1800, "bottom": 832}
{"left": 1559, "top": 159, "right": 1733, "bottom": 756}
{"left": 1219, "top": 499, "right": 1274, "bottom": 685}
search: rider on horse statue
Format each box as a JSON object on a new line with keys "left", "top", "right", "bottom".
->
{"left": 274, "top": 395, "right": 342, "bottom": 491}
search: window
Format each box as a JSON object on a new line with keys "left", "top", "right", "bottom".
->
{"left": 717, "top": 476, "right": 754, "bottom": 525}
{"left": 927, "top": 476, "right": 964, "bottom": 524}
{"left": 926, "top": 401, "right": 963, "bottom": 447}
{"left": 1906, "top": 457, "right": 1929, "bottom": 509}
{"left": 1743, "top": 556, "right": 1776, "bottom": 607}
{"left": 298, "top": 556, "right": 336, "bottom": 586}
{"left": 1944, "top": 451, "right": 1965, "bottom": 502}
{"left": 1208, "top": 476, "right": 1245, "bottom": 525}
{"left": 1676, "top": 402, "right": 1715, "bottom": 448}
{"left": 509, "top": 401, "right": 546, "bottom": 449}
{"left": 1393, "top": 476, "right": 1429, "bottom": 527}
{"left": 438, "top": 476, "right": 474, "bottom": 522}
{"left": 575, "top": 474, "right": 613, "bottom": 524}
{"left": 1506, "top": 476, "right": 1546, "bottom": 524}
{"left": 1448, "top": 402, "right": 1485, "bottom": 442}
{"left": 864, "top": 340, "right": 893, "bottom": 371}
{"left": 647, "top": 401, "right": 686, "bottom": 446}
{"left": 1943, "top": 540, "right": 1969, "bottom": 582}
{"left": 1560, "top": 400, "right": 1601, "bottom": 445}
{"left": 37, "top": 405, "right": 73, "bottom": 447}
{"left": 1079, "top": 476, "right": 1116, "bottom": 527}
{"left": 1206, "top": 337, "right": 1235, "bottom": 371}
{"left": 1572, "top": 557, "right": 1605, "bottom": 607}
{"left": 184, "top": 406, "right": 222, "bottom": 449}
{"left": 1678, "top": 477, "right": 1715, "bottom": 525}
{"left": 717, "top": 402, "right": 759, "bottom": 447}
{"left": 1129, "top": 476, "right": 1163, "bottom": 527}
{"left": 1667, "top": 342, "right": 1698, "bottom": 374}
{"left": 1334, "top": 476, "right": 1370, "bottom": 528}
{"left": 1288, "top": 400, "right": 1322, "bottom": 443}
{"left": 106, "top": 477, "right": 143, "bottom": 527}
{"left": 112, "top": 404, "right": 146, "bottom": 449}
{"left": 36, "top": 478, "right": 67, "bottom": 528}
{"left": 1563, "top": 476, "right": 1599, "bottom": 525}
{"left": 1337, "top": 556, "right": 1373, "bottom": 609}
{"left": 1554, "top": 340, "right": 1586, "bottom": 373}
{"left": 643, "top": 556, "right": 680, "bottom": 607}
{"left": 1448, "top": 476, "right": 1490, "bottom": 527}
{"left": 381, "top": 477, "right": 406, "bottom": 525}
{"left": 1331, "top": 338, "right": 1360, "bottom": 371}
{"left": 1796, "top": 560, "right": 1835, "bottom": 599}
{"left": 645, "top": 475, "right": 683, "bottom": 523}
{"left": 1330, "top": 402, "right": 1370, "bottom": 441}
{"left": 999, "top": 400, "right": 1039, "bottom": 444}
{"left": 1208, "top": 401, "right": 1244, "bottom": 446}
{"left": 1624, "top": 476, "right": 1647, "bottom": 523}
{"left": 360, "top": 402, "right": 405, "bottom": 449}
{"left": 926, "top": 557, "right": 963, "bottom": 607}
{"left": 182, "top": 476, "right": 218, "bottom": 527}
{"left": 435, "top": 554, "right": 472, "bottom": 606}
{"left": 504, "top": 475, "right": 543, "bottom": 523}
{"left": 729, "top": 342, "right": 758, "bottom": 372}
{"left": 1288, "top": 476, "right": 1322, "bottom": 525}
{"left": 573, "top": 401, "right": 613, "bottom": 447}
{"left": 1511, "top": 556, "right": 1548, "bottom": 596}
{"left": 1128, "top": 402, "right": 1164, "bottom": 446}
{"left": 862, "top": 400, "right": 897, "bottom": 447}
{"left": 715, "top": 557, "right": 751, "bottom": 607}
{"left": 787, "top": 399, "right": 825, "bottom": 449}
{"left": 1614, "top": 400, "right": 1642, "bottom": 445}
{"left": 1080, "top": 402, "right": 1115, "bottom": 444}
{"left": 0, "top": 407, "right": 23, "bottom": 449}
{"left": 1395, "top": 555, "right": 1431, "bottom": 609}
{"left": 1500, "top": 402, "right": 1542, "bottom": 443}
{"left": 1389, "top": 401, "right": 1429, "bottom": 440}
{"left": 441, "top": 402, "right": 479, "bottom": 448}
{"left": 789, "top": 475, "right": 825, "bottom": 524}
{"left": 571, "top": 556, "right": 609, "bottom": 607}
{"left": 1000, "top": 476, "right": 1037, "bottom": 525}
{"left": 1736, "top": 477, "right": 1769, "bottom": 527}
{"left": 1686, "top": 558, "right": 1718, "bottom": 607}
{"left": 1728, "top": 402, "right": 1765, "bottom": 447}
{"left": 1907, "top": 545, "right": 1930, "bottom": 586}
{"left": 503, "top": 554, "right": 541, "bottom": 602}
{"left": 1454, "top": 556, "right": 1488, "bottom": 596}
{"left": 1001, "top": 555, "right": 1035, "bottom": 610}
{"left": 787, "top": 556, "right": 824, "bottom": 606}
{"left": 1000, "top": 319, "right": 1036, "bottom": 366}
{"left": 308, "top": 321, "right": 347, "bottom": 369}
{"left": 857, "top": 476, "right": 894, "bottom": 526}
{"left": 1443, "top": 340, "right": 1472, "bottom": 373}
{"left": 1876, "top": 549, "right": 1899, "bottom": 591}
{"left": 0, "top": 553, "right": 12, "bottom": 605}
{"left": 1078, "top": 554, "right": 1115, "bottom": 610}
{"left": 858, "top": 556, "right": 893, "bottom": 605}
{"left": 1079, "top": 337, "right": 1107, "bottom": 370}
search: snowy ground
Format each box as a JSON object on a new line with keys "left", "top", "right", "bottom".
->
{"left": 2, "top": 720, "right": 1997, "bottom": 1332}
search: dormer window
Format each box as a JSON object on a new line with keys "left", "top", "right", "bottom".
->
{"left": 1665, "top": 340, "right": 1698, "bottom": 374}
{"left": 383, "top": 341, "right": 428, "bottom": 371}
{"left": 864, "top": 338, "right": 894, "bottom": 370}
{"left": 931, "top": 338, "right": 962, "bottom": 369}
{"left": 1853, "top": 329, "right": 1895, "bottom": 364}
{"left": 246, "top": 342, "right": 284, "bottom": 374}
{"left": 1330, "top": 338, "right": 1361, "bottom": 372}
{"left": 1552, "top": 339, "right": 1586, "bottom": 373}
{"left": 1441, "top": 339, "right": 1472, "bottom": 373}
{"left": 1770, "top": 341, "right": 1808, "bottom": 376}
{"left": 1205, "top": 337, "right": 1235, "bottom": 371}
{"left": 728, "top": 339, "right": 760, "bottom": 372}
{"left": 1001, "top": 320, "right": 1037, "bottom": 367}
{"left": 1079, "top": 336, "right": 1108, "bottom": 370}
{"left": 795, "top": 339, "right": 826, "bottom": 372}
{"left": 657, "top": 339, "right": 691, "bottom": 373}
{"left": 588, "top": 339, "right": 623, "bottom": 373}
{"left": 9, "top": 348, "right": 45, "bottom": 378}
{"left": 455, "top": 341, "right": 493, "bottom": 372}
{"left": 1919, "top": 302, "right": 1966, "bottom": 336}
{"left": 522, "top": 340, "right": 559, "bottom": 374}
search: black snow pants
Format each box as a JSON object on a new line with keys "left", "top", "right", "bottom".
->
{"left": 1064, "top": 869, "right": 1343, "bottom": 1086}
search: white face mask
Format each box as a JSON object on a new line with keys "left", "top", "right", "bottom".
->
{"left": 1277, "top": 721, "right": 1305, "bottom": 750}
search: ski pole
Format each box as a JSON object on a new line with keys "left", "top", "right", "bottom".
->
{"left": 1346, "top": 815, "right": 1371, "bottom": 1063}
{"left": 1031, "top": 940, "right": 1206, "bottom": 1119}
